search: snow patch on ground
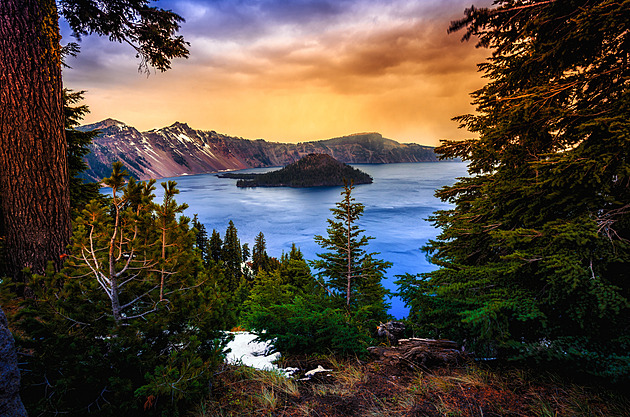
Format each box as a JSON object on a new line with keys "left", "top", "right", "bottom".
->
{"left": 225, "top": 332, "right": 296, "bottom": 376}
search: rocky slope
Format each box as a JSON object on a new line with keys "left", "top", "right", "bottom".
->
{"left": 79, "top": 119, "right": 440, "bottom": 181}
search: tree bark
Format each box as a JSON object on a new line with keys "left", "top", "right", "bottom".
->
{"left": 0, "top": 0, "right": 70, "bottom": 279}
{"left": 368, "top": 338, "right": 468, "bottom": 370}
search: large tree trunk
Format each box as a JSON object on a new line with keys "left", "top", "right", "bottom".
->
{"left": 0, "top": 0, "right": 70, "bottom": 279}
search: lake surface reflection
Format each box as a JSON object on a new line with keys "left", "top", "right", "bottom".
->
{"left": 151, "top": 161, "right": 469, "bottom": 318}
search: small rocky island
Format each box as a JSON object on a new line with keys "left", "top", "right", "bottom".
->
{"left": 219, "top": 153, "right": 373, "bottom": 187}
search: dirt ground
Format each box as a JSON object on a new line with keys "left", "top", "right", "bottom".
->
{"left": 205, "top": 354, "right": 629, "bottom": 417}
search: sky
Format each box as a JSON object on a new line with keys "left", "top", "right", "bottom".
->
{"left": 61, "top": 0, "right": 492, "bottom": 146}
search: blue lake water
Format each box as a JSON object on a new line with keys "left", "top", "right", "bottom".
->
{"left": 149, "top": 161, "right": 469, "bottom": 318}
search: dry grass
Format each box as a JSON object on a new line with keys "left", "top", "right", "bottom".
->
{"left": 200, "top": 364, "right": 301, "bottom": 416}
{"left": 197, "top": 358, "right": 630, "bottom": 417}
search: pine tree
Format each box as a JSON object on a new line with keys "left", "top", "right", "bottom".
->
{"left": 252, "top": 231, "right": 269, "bottom": 274}
{"left": 64, "top": 89, "right": 102, "bottom": 211}
{"left": 192, "top": 215, "right": 210, "bottom": 266}
{"left": 4, "top": 171, "right": 229, "bottom": 415}
{"left": 399, "top": 1, "right": 630, "bottom": 379}
{"left": 278, "top": 244, "right": 314, "bottom": 292}
{"left": 243, "top": 244, "right": 368, "bottom": 356}
{"left": 242, "top": 243, "right": 250, "bottom": 262}
{"left": 221, "top": 220, "right": 242, "bottom": 290}
{"left": 289, "top": 243, "right": 303, "bottom": 261}
{"left": 153, "top": 181, "right": 190, "bottom": 301}
{"left": 209, "top": 229, "right": 223, "bottom": 263}
{"left": 71, "top": 162, "right": 158, "bottom": 322}
{"left": 313, "top": 182, "right": 391, "bottom": 309}
{"left": 243, "top": 228, "right": 386, "bottom": 356}
{"left": 354, "top": 254, "right": 391, "bottom": 325}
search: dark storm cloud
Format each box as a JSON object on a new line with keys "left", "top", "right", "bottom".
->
{"left": 61, "top": 0, "right": 487, "bottom": 82}
{"left": 163, "top": 0, "right": 356, "bottom": 40}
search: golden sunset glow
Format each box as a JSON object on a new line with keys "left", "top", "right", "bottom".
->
{"left": 62, "top": 0, "right": 491, "bottom": 146}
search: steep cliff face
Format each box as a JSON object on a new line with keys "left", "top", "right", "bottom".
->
{"left": 79, "top": 119, "right": 439, "bottom": 181}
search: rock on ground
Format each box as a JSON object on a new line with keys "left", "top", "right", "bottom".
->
{"left": 0, "top": 306, "right": 27, "bottom": 417}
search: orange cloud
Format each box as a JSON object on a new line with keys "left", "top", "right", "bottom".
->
{"left": 62, "top": 0, "right": 492, "bottom": 146}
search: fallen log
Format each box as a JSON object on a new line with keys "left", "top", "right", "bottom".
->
{"left": 368, "top": 338, "right": 468, "bottom": 370}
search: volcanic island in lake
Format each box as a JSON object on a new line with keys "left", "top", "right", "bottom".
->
{"left": 218, "top": 153, "right": 373, "bottom": 188}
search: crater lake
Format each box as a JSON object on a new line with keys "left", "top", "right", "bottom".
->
{"left": 148, "top": 161, "right": 468, "bottom": 318}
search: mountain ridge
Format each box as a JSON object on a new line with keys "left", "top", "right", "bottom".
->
{"left": 79, "top": 119, "right": 441, "bottom": 181}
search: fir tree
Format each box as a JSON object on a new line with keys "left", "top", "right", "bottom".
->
{"left": 209, "top": 229, "right": 223, "bottom": 264}
{"left": 64, "top": 89, "right": 102, "bottom": 211}
{"left": 192, "top": 215, "right": 210, "bottom": 266}
{"left": 278, "top": 244, "right": 314, "bottom": 292}
{"left": 313, "top": 182, "right": 391, "bottom": 308}
{"left": 153, "top": 181, "right": 190, "bottom": 301}
{"left": 222, "top": 220, "right": 242, "bottom": 290}
{"left": 242, "top": 243, "right": 250, "bottom": 262}
{"left": 289, "top": 243, "right": 303, "bottom": 261}
{"left": 252, "top": 231, "right": 269, "bottom": 274}
{"left": 241, "top": 243, "right": 252, "bottom": 281}
{"left": 354, "top": 254, "right": 391, "bottom": 326}
{"left": 399, "top": 1, "right": 630, "bottom": 379}
{"left": 243, "top": 243, "right": 368, "bottom": 356}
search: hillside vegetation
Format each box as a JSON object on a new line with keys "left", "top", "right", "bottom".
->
{"left": 2, "top": 1, "right": 630, "bottom": 416}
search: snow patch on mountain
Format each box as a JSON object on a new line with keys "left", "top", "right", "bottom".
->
{"left": 79, "top": 119, "right": 440, "bottom": 181}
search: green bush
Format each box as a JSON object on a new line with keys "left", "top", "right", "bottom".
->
{"left": 244, "top": 295, "right": 370, "bottom": 357}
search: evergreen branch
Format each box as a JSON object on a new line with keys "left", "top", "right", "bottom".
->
{"left": 162, "top": 279, "right": 207, "bottom": 297}
{"left": 596, "top": 203, "right": 630, "bottom": 241}
{"left": 121, "top": 308, "right": 159, "bottom": 321}
{"left": 482, "top": 223, "right": 503, "bottom": 231}
{"left": 80, "top": 247, "right": 113, "bottom": 300}
{"left": 118, "top": 272, "right": 143, "bottom": 288}
{"left": 120, "top": 285, "right": 160, "bottom": 311}
{"left": 88, "top": 221, "right": 102, "bottom": 274}
{"left": 114, "top": 246, "right": 138, "bottom": 278}
{"left": 315, "top": 278, "right": 336, "bottom": 298}
{"left": 50, "top": 304, "right": 91, "bottom": 326}
{"left": 67, "top": 270, "right": 99, "bottom": 279}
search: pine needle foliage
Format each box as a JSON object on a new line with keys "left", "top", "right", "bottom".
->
{"left": 244, "top": 185, "right": 391, "bottom": 356}
{"left": 222, "top": 220, "right": 243, "bottom": 289}
{"left": 252, "top": 231, "right": 271, "bottom": 274}
{"left": 398, "top": 0, "right": 630, "bottom": 381}
{"left": 313, "top": 182, "right": 391, "bottom": 315}
{"left": 243, "top": 243, "right": 375, "bottom": 356}
{"left": 64, "top": 88, "right": 103, "bottom": 211}
{"left": 2, "top": 165, "right": 230, "bottom": 416}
